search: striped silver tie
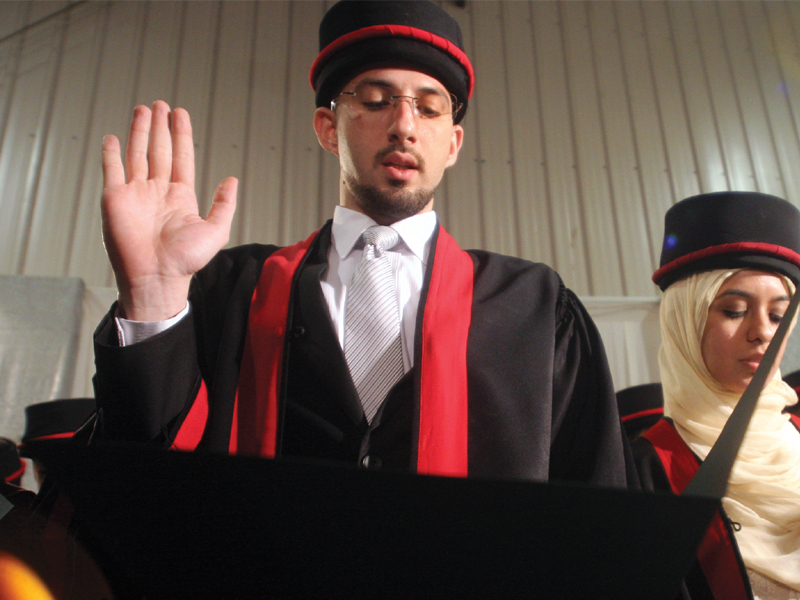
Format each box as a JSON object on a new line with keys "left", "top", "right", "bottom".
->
{"left": 344, "top": 226, "right": 404, "bottom": 423}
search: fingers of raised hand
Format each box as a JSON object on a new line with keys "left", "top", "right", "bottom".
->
{"left": 170, "top": 108, "right": 195, "bottom": 187}
{"left": 147, "top": 100, "right": 173, "bottom": 181}
{"left": 102, "top": 134, "right": 125, "bottom": 189}
{"left": 126, "top": 104, "right": 153, "bottom": 181}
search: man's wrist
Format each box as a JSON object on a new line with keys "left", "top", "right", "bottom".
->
{"left": 115, "top": 302, "right": 190, "bottom": 346}
{"left": 116, "top": 276, "right": 192, "bottom": 321}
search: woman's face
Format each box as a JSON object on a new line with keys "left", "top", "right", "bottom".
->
{"left": 701, "top": 270, "right": 791, "bottom": 394}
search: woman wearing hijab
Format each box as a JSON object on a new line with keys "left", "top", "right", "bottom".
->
{"left": 633, "top": 191, "right": 800, "bottom": 600}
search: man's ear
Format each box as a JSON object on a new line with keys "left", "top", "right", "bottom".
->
{"left": 314, "top": 107, "right": 338, "bottom": 156}
{"left": 445, "top": 123, "right": 464, "bottom": 168}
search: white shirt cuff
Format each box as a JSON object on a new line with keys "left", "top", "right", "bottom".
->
{"left": 115, "top": 303, "right": 190, "bottom": 347}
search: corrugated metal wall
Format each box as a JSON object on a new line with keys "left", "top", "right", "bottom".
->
{"left": 2, "top": 0, "right": 800, "bottom": 299}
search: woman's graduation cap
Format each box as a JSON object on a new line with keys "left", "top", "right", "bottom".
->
{"left": 653, "top": 191, "right": 800, "bottom": 290}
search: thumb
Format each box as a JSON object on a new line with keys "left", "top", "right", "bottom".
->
{"left": 205, "top": 177, "right": 238, "bottom": 241}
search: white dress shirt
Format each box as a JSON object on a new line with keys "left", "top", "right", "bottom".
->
{"left": 117, "top": 206, "right": 438, "bottom": 372}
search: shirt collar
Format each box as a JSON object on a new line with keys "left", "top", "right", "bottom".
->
{"left": 332, "top": 205, "right": 438, "bottom": 263}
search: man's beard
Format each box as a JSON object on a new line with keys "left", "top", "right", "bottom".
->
{"left": 348, "top": 179, "right": 435, "bottom": 224}
{"left": 346, "top": 145, "right": 435, "bottom": 223}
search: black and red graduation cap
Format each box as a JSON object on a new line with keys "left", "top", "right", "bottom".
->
{"left": 652, "top": 191, "right": 800, "bottom": 290}
{"left": 309, "top": 0, "right": 474, "bottom": 123}
{"left": 18, "top": 398, "right": 95, "bottom": 459}
{"left": 0, "top": 438, "right": 25, "bottom": 484}
{"left": 616, "top": 383, "right": 664, "bottom": 440}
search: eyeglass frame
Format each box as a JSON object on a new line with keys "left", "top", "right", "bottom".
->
{"left": 330, "top": 84, "right": 463, "bottom": 121}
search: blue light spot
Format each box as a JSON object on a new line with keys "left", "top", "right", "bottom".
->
{"left": 665, "top": 234, "right": 678, "bottom": 250}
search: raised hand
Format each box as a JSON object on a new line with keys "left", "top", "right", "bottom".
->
{"left": 101, "top": 100, "right": 237, "bottom": 321}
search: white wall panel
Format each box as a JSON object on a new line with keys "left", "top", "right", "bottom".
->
{"left": 562, "top": 2, "right": 621, "bottom": 297}
{"left": 201, "top": 1, "right": 255, "bottom": 246}
{"left": 593, "top": 4, "right": 654, "bottom": 297}
{"left": 0, "top": 3, "right": 30, "bottom": 134}
{"left": 67, "top": 1, "right": 146, "bottom": 288}
{"left": 0, "top": 2, "right": 30, "bottom": 42}
{"left": 614, "top": 3, "right": 674, "bottom": 275}
{"left": 132, "top": 1, "right": 183, "bottom": 107}
{"left": 692, "top": 2, "right": 755, "bottom": 193}
{"left": 0, "top": 10, "right": 67, "bottom": 275}
{"left": 439, "top": 3, "right": 483, "bottom": 251}
{"left": 502, "top": 1, "right": 553, "bottom": 267}
{"left": 279, "top": 1, "right": 327, "bottom": 245}
{"left": 174, "top": 1, "right": 220, "bottom": 210}
{"left": 750, "top": 2, "right": 800, "bottom": 198}
{"left": 668, "top": 3, "right": 731, "bottom": 194}
{"left": 530, "top": 1, "right": 589, "bottom": 294}
{"left": 780, "top": 2, "right": 800, "bottom": 135}
{"left": 470, "top": 1, "right": 517, "bottom": 257}
{"left": 239, "top": 0, "right": 291, "bottom": 245}
{"left": 22, "top": 3, "right": 108, "bottom": 277}
{"left": 718, "top": 2, "right": 783, "bottom": 197}
{"left": 640, "top": 2, "right": 701, "bottom": 205}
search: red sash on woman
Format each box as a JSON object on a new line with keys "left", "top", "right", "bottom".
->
{"left": 644, "top": 420, "right": 750, "bottom": 600}
{"left": 176, "top": 225, "right": 474, "bottom": 477}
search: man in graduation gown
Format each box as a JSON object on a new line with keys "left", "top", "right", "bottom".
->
{"left": 93, "top": 0, "right": 634, "bottom": 486}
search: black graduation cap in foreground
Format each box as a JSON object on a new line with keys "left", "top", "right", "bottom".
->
{"left": 616, "top": 382, "right": 664, "bottom": 441}
{"left": 35, "top": 443, "right": 717, "bottom": 600}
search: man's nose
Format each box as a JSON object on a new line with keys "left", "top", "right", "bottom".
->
{"left": 387, "top": 97, "right": 418, "bottom": 142}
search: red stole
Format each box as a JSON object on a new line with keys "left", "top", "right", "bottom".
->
{"left": 644, "top": 420, "right": 750, "bottom": 600}
{"left": 218, "top": 225, "right": 473, "bottom": 476}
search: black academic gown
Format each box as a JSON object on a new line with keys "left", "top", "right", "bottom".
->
{"left": 630, "top": 416, "right": 800, "bottom": 600}
{"left": 93, "top": 222, "right": 635, "bottom": 486}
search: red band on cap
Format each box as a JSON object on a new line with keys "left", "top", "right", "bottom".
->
{"left": 309, "top": 24, "right": 474, "bottom": 98}
{"left": 620, "top": 407, "right": 664, "bottom": 423}
{"left": 20, "top": 432, "right": 75, "bottom": 445}
{"left": 653, "top": 242, "right": 800, "bottom": 284}
{"left": 5, "top": 462, "right": 25, "bottom": 483}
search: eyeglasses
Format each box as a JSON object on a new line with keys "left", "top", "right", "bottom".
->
{"left": 331, "top": 82, "right": 462, "bottom": 121}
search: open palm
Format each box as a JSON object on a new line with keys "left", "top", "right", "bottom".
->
{"left": 101, "top": 101, "right": 237, "bottom": 321}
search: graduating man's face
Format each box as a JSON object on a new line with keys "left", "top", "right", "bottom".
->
{"left": 315, "top": 67, "right": 464, "bottom": 225}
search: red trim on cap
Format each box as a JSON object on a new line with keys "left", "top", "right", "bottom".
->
{"left": 4, "top": 462, "right": 25, "bottom": 483}
{"left": 21, "top": 432, "right": 75, "bottom": 445}
{"left": 653, "top": 241, "right": 800, "bottom": 284}
{"left": 309, "top": 24, "right": 474, "bottom": 98}
{"left": 620, "top": 407, "right": 663, "bottom": 423}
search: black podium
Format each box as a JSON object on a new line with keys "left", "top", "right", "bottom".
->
{"left": 40, "top": 444, "right": 717, "bottom": 599}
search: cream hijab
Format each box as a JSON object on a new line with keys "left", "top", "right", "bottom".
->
{"left": 660, "top": 269, "right": 800, "bottom": 591}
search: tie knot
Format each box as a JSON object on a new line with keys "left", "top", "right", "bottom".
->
{"left": 360, "top": 226, "right": 400, "bottom": 254}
